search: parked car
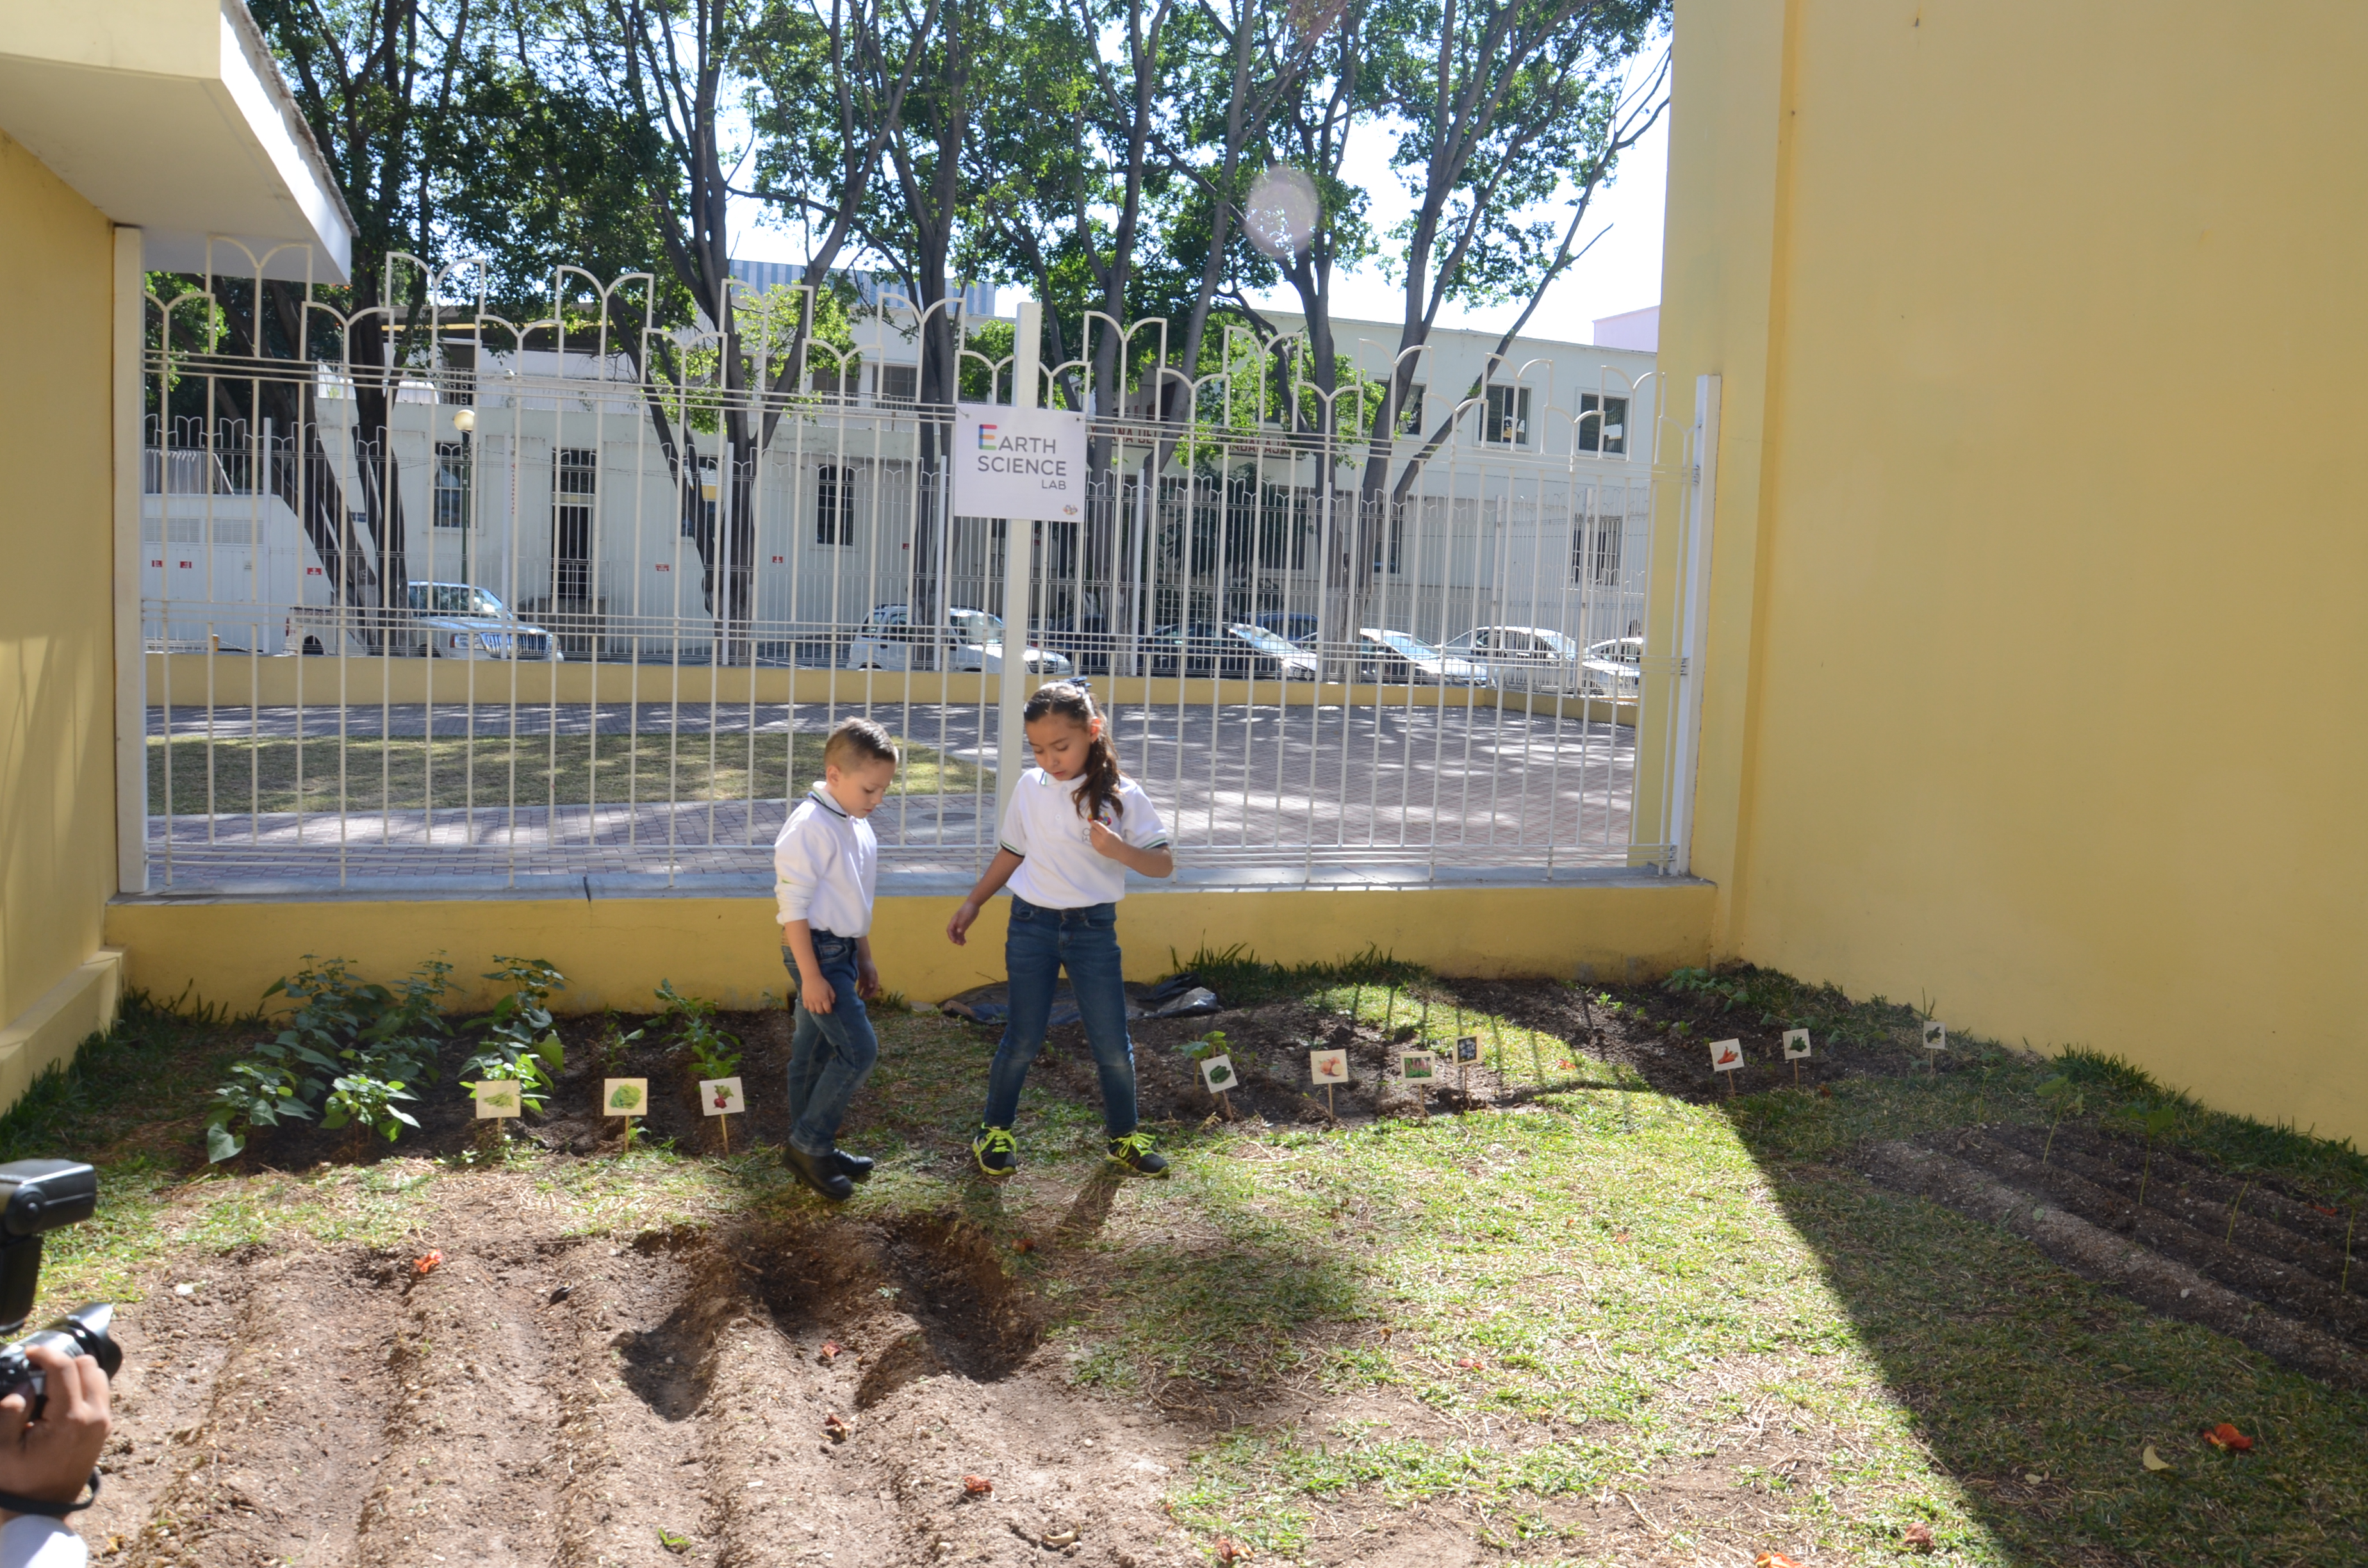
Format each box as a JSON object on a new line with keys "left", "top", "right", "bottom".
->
{"left": 1353, "top": 628, "right": 1489, "bottom": 685}
{"left": 1578, "top": 636, "right": 1645, "bottom": 698}
{"left": 1439, "top": 625, "right": 1583, "bottom": 690}
{"left": 1252, "top": 610, "right": 1321, "bottom": 646}
{"left": 844, "top": 603, "right": 1074, "bottom": 678}
{"left": 1224, "top": 623, "right": 1320, "bottom": 680}
{"left": 290, "top": 581, "right": 561, "bottom": 660}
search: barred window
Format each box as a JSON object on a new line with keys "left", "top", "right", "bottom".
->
{"left": 1579, "top": 393, "right": 1628, "bottom": 455}
{"left": 432, "top": 442, "right": 470, "bottom": 529}
{"left": 817, "top": 464, "right": 856, "bottom": 546}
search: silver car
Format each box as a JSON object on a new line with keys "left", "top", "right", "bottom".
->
{"left": 407, "top": 582, "right": 561, "bottom": 660}
{"left": 1354, "top": 628, "right": 1490, "bottom": 686}
{"left": 1440, "top": 625, "right": 1584, "bottom": 691}
{"left": 845, "top": 604, "right": 1074, "bottom": 677}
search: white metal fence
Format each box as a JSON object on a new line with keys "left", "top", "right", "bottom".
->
{"left": 138, "top": 260, "right": 1675, "bottom": 891}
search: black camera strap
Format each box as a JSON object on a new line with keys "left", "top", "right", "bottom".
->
{"left": 0, "top": 1469, "right": 99, "bottom": 1517}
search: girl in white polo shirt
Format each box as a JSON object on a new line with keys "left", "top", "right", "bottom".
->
{"left": 946, "top": 682, "right": 1173, "bottom": 1177}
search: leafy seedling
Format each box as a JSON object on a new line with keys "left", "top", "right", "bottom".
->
{"left": 656, "top": 1526, "right": 692, "bottom": 1555}
{"left": 2035, "top": 1075, "right": 2087, "bottom": 1164}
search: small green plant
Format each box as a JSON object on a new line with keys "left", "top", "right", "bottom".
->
{"left": 463, "top": 1053, "right": 554, "bottom": 1119}
{"left": 205, "top": 956, "right": 450, "bottom": 1163}
{"left": 656, "top": 1526, "right": 692, "bottom": 1555}
{"left": 656, "top": 980, "right": 741, "bottom": 1082}
{"left": 2035, "top": 1074, "right": 2087, "bottom": 1166}
{"left": 593, "top": 1010, "right": 647, "bottom": 1071}
{"left": 320, "top": 1072, "right": 420, "bottom": 1146}
{"left": 465, "top": 957, "right": 566, "bottom": 1079}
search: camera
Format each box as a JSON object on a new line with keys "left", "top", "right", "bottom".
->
{"left": 0, "top": 1161, "right": 119, "bottom": 1410}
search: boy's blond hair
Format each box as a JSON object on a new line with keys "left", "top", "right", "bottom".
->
{"left": 823, "top": 715, "right": 899, "bottom": 771}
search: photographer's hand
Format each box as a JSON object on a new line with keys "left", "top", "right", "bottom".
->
{"left": 0, "top": 1343, "right": 108, "bottom": 1522}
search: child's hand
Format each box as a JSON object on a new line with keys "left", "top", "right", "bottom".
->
{"left": 800, "top": 968, "right": 835, "bottom": 1015}
{"left": 856, "top": 957, "right": 882, "bottom": 999}
{"left": 1089, "top": 819, "right": 1126, "bottom": 861}
{"left": 946, "top": 899, "right": 981, "bottom": 946}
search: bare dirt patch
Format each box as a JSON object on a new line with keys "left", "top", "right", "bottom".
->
{"left": 87, "top": 1173, "right": 1202, "bottom": 1568}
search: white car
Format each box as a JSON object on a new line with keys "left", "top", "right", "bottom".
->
{"left": 1353, "top": 628, "right": 1490, "bottom": 686}
{"left": 407, "top": 583, "right": 563, "bottom": 660}
{"left": 844, "top": 604, "right": 1074, "bottom": 678}
{"left": 286, "top": 582, "right": 561, "bottom": 659}
{"left": 1579, "top": 637, "right": 1644, "bottom": 697}
{"left": 1440, "top": 626, "right": 1584, "bottom": 691}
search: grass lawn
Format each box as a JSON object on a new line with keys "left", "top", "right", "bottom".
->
{"left": 15, "top": 959, "right": 2367, "bottom": 1565}
{"left": 145, "top": 728, "right": 987, "bottom": 815}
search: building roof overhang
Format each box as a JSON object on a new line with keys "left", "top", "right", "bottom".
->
{"left": 0, "top": 0, "right": 357, "bottom": 282}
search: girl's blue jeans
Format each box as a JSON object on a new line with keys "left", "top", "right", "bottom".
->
{"left": 980, "top": 896, "right": 1139, "bottom": 1138}
{"left": 782, "top": 931, "right": 878, "bottom": 1158}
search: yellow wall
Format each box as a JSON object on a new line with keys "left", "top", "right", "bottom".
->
{"left": 1660, "top": 1, "right": 2368, "bottom": 1143}
{"left": 0, "top": 127, "right": 120, "bottom": 1049}
{"left": 103, "top": 881, "right": 1714, "bottom": 1017}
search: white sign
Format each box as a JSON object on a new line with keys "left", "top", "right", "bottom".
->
{"left": 603, "top": 1077, "right": 649, "bottom": 1117}
{"left": 1782, "top": 1029, "right": 1812, "bottom": 1061}
{"left": 953, "top": 405, "right": 1089, "bottom": 523}
{"left": 1923, "top": 1021, "right": 1947, "bottom": 1052}
{"left": 700, "top": 1077, "right": 746, "bottom": 1116}
{"left": 1308, "top": 1048, "right": 1349, "bottom": 1084}
{"left": 1709, "top": 1038, "right": 1745, "bottom": 1073}
{"left": 1199, "top": 1055, "right": 1237, "bottom": 1091}
{"left": 473, "top": 1080, "right": 522, "bottom": 1119}
{"left": 1400, "top": 1051, "right": 1438, "bottom": 1082}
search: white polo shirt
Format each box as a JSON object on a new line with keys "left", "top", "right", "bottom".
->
{"left": 773, "top": 784, "right": 878, "bottom": 937}
{"left": 999, "top": 767, "right": 1171, "bottom": 909}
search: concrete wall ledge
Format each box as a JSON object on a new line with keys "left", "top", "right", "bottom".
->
{"left": 0, "top": 949, "right": 125, "bottom": 1116}
{"left": 105, "top": 876, "right": 1714, "bottom": 1016}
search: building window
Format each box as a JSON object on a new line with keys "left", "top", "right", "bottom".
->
{"left": 812, "top": 361, "right": 860, "bottom": 399}
{"left": 1483, "top": 384, "right": 1529, "bottom": 446}
{"left": 874, "top": 364, "right": 918, "bottom": 404}
{"left": 1575, "top": 514, "right": 1624, "bottom": 585}
{"left": 432, "top": 441, "right": 470, "bottom": 529}
{"left": 553, "top": 447, "right": 596, "bottom": 600}
{"left": 1396, "top": 382, "right": 1426, "bottom": 435}
{"left": 1579, "top": 393, "right": 1629, "bottom": 455}
{"left": 817, "top": 464, "right": 856, "bottom": 546}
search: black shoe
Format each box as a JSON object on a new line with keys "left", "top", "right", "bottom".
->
{"left": 972, "top": 1125, "right": 1019, "bottom": 1179}
{"left": 833, "top": 1150, "right": 875, "bottom": 1182}
{"left": 1106, "top": 1132, "right": 1169, "bottom": 1176}
{"left": 784, "top": 1144, "right": 855, "bottom": 1202}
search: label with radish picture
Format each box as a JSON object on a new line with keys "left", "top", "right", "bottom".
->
{"left": 700, "top": 1077, "right": 745, "bottom": 1116}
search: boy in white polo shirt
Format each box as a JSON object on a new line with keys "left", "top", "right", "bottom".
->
{"left": 775, "top": 717, "right": 898, "bottom": 1202}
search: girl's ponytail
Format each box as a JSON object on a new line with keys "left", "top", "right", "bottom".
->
{"left": 1023, "top": 682, "right": 1123, "bottom": 823}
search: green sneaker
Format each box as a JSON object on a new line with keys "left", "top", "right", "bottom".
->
{"left": 972, "top": 1125, "right": 1019, "bottom": 1179}
{"left": 1106, "top": 1132, "right": 1169, "bottom": 1176}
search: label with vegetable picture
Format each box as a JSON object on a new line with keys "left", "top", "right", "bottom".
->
{"left": 700, "top": 1077, "right": 746, "bottom": 1116}
{"left": 604, "top": 1078, "right": 648, "bottom": 1116}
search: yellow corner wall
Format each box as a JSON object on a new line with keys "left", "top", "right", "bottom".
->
{"left": 0, "top": 127, "right": 120, "bottom": 1049}
{"left": 102, "top": 881, "right": 1714, "bottom": 1017}
{"left": 1661, "top": 1, "right": 2368, "bottom": 1143}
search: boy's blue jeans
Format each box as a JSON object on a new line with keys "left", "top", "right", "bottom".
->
{"left": 783, "top": 931, "right": 878, "bottom": 1159}
{"left": 981, "top": 896, "right": 1139, "bottom": 1139}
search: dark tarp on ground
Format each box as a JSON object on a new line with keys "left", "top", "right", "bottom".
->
{"left": 939, "top": 972, "right": 1222, "bottom": 1029}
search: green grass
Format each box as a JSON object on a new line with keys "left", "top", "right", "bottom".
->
{"left": 10, "top": 959, "right": 2367, "bottom": 1565}
{"left": 146, "top": 728, "right": 987, "bottom": 814}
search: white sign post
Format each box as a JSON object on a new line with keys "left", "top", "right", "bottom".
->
{"left": 956, "top": 301, "right": 1090, "bottom": 827}
{"left": 1782, "top": 1028, "right": 1811, "bottom": 1085}
{"left": 1709, "top": 1038, "right": 1745, "bottom": 1096}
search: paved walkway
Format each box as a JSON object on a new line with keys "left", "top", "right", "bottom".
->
{"left": 145, "top": 700, "right": 1641, "bottom": 888}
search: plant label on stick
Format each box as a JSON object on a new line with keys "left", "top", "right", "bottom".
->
{"left": 604, "top": 1078, "right": 648, "bottom": 1116}
{"left": 1782, "top": 1029, "right": 1811, "bottom": 1061}
{"left": 1710, "top": 1040, "right": 1745, "bottom": 1072}
{"left": 700, "top": 1077, "right": 745, "bottom": 1116}
{"left": 473, "top": 1081, "right": 522, "bottom": 1120}
{"left": 1309, "top": 1049, "right": 1349, "bottom": 1083}
{"left": 1923, "top": 1020, "right": 1946, "bottom": 1051}
{"left": 1401, "top": 1052, "right": 1438, "bottom": 1082}
{"left": 1454, "top": 1036, "right": 1479, "bottom": 1063}
{"left": 1199, "top": 1056, "right": 1237, "bottom": 1093}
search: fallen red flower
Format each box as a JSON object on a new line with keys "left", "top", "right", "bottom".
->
{"left": 2203, "top": 1422, "right": 2255, "bottom": 1452}
{"left": 1454, "top": 1357, "right": 1482, "bottom": 1369}
{"left": 413, "top": 1250, "right": 443, "bottom": 1277}
{"left": 1902, "top": 1521, "right": 1935, "bottom": 1552}
{"left": 1755, "top": 1553, "right": 1804, "bottom": 1568}
{"left": 819, "top": 1341, "right": 841, "bottom": 1363}
{"left": 1012, "top": 1237, "right": 1037, "bottom": 1254}
{"left": 962, "top": 1475, "right": 993, "bottom": 1497}
{"left": 1214, "top": 1539, "right": 1242, "bottom": 1564}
